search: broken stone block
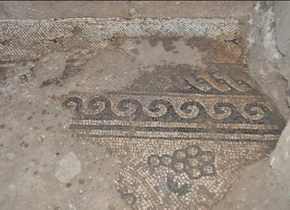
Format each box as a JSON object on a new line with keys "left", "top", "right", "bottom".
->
{"left": 55, "top": 152, "right": 81, "bottom": 184}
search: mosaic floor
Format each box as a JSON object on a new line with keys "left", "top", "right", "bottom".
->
{"left": 0, "top": 18, "right": 284, "bottom": 209}
{"left": 59, "top": 66, "right": 283, "bottom": 209}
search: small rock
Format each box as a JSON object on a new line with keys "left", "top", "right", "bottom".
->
{"left": 68, "top": 200, "right": 77, "bottom": 210}
{"left": 129, "top": 7, "right": 139, "bottom": 17}
{"left": 55, "top": 152, "right": 81, "bottom": 184}
{"left": 33, "top": 52, "right": 66, "bottom": 82}
{"left": 7, "top": 152, "right": 16, "bottom": 160}
{"left": 105, "top": 152, "right": 110, "bottom": 159}
{"left": 79, "top": 179, "right": 85, "bottom": 185}
{"left": 37, "top": 134, "right": 45, "bottom": 142}
{"left": 8, "top": 185, "right": 16, "bottom": 190}
{"left": 20, "top": 141, "right": 29, "bottom": 148}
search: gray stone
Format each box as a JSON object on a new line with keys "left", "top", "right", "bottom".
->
{"left": 55, "top": 152, "right": 81, "bottom": 184}
{"left": 33, "top": 52, "right": 66, "bottom": 83}
{"left": 6, "top": 153, "right": 16, "bottom": 161}
{"left": 274, "top": 2, "right": 290, "bottom": 56}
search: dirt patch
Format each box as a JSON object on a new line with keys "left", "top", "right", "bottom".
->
{"left": 122, "top": 38, "right": 204, "bottom": 68}
{"left": 186, "top": 34, "right": 244, "bottom": 64}
{"left": 0, "top": 53, "right": 130, "bottom": 210}
{"left": 148, "top": 37, "right": 180, "bottom": 52}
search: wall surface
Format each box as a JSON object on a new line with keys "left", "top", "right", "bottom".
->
{"left": 0, "top": 1, "right": 254, "bottom": 20}
{"left": 274, "top": 2, "right": 290, "bottom": 104}
{"left": 216, "top": 2, "right": 290, "bottom": 209}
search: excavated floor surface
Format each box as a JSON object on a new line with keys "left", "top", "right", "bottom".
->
{"left": 0, "top": 18, "right": 285, "bottom": 209}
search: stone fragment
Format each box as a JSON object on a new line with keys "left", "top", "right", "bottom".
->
{"left": 7, "top": 152, "right": 16, "bottom": 160}
{"left": 55, "top": 152, "right": 81, "bottom": 184}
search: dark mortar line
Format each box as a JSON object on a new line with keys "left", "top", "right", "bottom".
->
{"left": 70, "top": 124, "right": 281, "bottom": 135}
{"left": 80, "top": 134, "right": 278, "bottom": 143}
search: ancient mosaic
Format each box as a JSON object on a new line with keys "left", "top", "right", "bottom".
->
{"left": 59, "top": 66, "right": 283, "bottom": 209}
{"left": 0, "top": 18, "right": 284, "bottom": 209}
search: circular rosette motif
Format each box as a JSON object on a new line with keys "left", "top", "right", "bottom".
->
{"left": 185, "top": 165, "right": 203, "bottom": 180}
{"left": 147, "top": 155, "right": 162, "bottom": 168}
{"left": 171, "top": 149, "right": 188, "bottom": 173}
{"left": 147, "top": 145, "right": 216, "bottom": 180}
{"left": 185, "top": 145, "right": 201, "bottom": 168}
{"left": 201, "top": 165, "right": 216, "bottom": 176}
{"left": 160, "top": 155, "right": 173, "bottom": 167}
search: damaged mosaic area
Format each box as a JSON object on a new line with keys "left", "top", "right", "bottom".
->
{"left": 0, "top": 18, "right": 243, "bottom": 81}
{"left": 0, "top": 18, "right": 284, "bottom": 209}
{"left": 59, "top": 66, "right": 283, "bottom": 209}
